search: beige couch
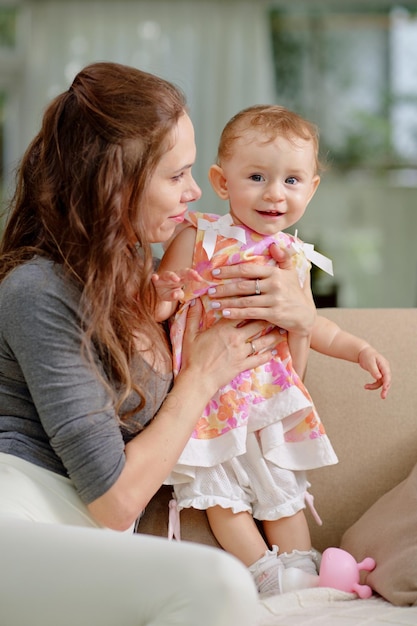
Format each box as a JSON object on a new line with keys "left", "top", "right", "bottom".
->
{"left": 139, "top": 308, "right": 417, "bottom": 624}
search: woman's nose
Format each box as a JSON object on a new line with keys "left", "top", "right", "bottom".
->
{"left": 184, "top": 178, "right": 202, "bottom": 203}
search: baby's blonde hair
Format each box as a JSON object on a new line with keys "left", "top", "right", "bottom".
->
{"left": 217, "top": 104, "right": 322, "bottom": 173}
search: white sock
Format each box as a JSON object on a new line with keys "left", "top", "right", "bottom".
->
{"left": 279, "top": 548, "right": 320, "bottom": 575}
{"left": 248, "top": 545, "right": 285, "bottom": 596}
{"left": 278, "top": 549, "right": 320, "bottom": 593}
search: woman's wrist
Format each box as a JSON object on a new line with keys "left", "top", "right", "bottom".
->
{"left": 173, "top": 365, "right": 219, "bottom": 407}
{"left": 285, "top": 304, "right": 316, "bottom": 338}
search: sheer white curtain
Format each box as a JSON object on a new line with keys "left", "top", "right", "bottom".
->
{"left": 4, "top": 0, "right": 276, "bottom": 212}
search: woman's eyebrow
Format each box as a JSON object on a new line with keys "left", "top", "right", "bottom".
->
{"left": 173, "top": 162, "right": 194, "bottom": 174}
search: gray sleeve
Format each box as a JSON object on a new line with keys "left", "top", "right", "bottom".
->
{"left": 1, "top": 262, "right": 125, "bottom": 503}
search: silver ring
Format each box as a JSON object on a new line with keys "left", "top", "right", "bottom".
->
{"left": 255, "top": 278, "right": 261, "bottom": 295}
{"left": 250, "top": 341, "right": 257, "bottom": 355}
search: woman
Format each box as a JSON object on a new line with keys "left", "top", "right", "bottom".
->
{"left": 0, "top": 62, "right": 315, "bottom": 625}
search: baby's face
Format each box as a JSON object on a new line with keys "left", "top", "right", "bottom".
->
{"left": 221, "top": 130, "right": 320, "bottom": 236}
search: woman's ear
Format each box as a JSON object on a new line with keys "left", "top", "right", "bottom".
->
{"left": 208, "top": 164, "right": 229, "bottom": 200}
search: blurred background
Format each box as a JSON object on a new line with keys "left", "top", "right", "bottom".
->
{"left": 1, "top": 0, "right": 416, "bottom": 307}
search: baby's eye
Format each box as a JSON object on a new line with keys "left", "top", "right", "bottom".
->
{"left": 285, "top": 176, "right": 298, "bottom": 185}
{"left": 250, "top": 174, "right": 264, "bottom": 182}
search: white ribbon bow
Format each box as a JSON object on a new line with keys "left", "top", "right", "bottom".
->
{"left": 292, "top": 230, "right": 334, "bottom": 276}
{"left": 198, "top": 214, "right": 247, "bottom": 260}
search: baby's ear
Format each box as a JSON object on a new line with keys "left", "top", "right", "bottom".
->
{"left": 307, "top": 175, "right": 321, "bottom": 203}
{"left": 208, "top": 164, "right": 229, "bottom": 200}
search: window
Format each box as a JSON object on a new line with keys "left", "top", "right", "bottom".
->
{"left": 0, "top": 5, "right": 17, "bottom": 49}
{"left": 269, "top": 3, "right": 417, "bottom": 182}
{"left": 0, "top": 5, "right": 19, "bottom": 215}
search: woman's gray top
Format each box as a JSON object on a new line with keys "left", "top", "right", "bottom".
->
{"left": 0, "top": 257, "right": 172, "bottom": 504}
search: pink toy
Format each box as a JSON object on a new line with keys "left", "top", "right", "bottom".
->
{"left": 319, "top": 547, "right": 376, "bottom": 598}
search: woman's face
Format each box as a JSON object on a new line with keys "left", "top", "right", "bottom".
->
{"left": 143, "top": 113, "right": 201, "bottom": 243}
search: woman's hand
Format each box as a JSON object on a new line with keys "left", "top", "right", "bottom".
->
{"left": 206, "top": 243, "right": 317, "bottom": 337}
{"left": 179, "top": 299, "right": 281, "bottom": 397}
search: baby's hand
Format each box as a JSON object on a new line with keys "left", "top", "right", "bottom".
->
{"left": 358, "top": 345, "right": 391, "bottom": 399}
{"left": 152, "top": 268, "right": 203, "bottom": 303}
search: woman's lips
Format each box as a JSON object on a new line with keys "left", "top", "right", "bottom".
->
{"left": 170, "top": 211, "right": 187, "bottom": 223}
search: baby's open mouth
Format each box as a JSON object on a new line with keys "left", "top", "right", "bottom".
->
{"left": 257, "top": 210, "right": 283, "bottom": 216}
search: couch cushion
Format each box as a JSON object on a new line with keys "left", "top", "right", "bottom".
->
{"left": 340, "top": 462, "right": 417, "bottom": 606}
{"left": 306, "top": 308, "right": 417, "bottom": 553}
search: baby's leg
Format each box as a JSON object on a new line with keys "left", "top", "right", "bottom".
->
{"left": 207, "top": 505, "right": 290, "bottom": 596}
{"left": 263, "top": 509, "right": 312, "bottom": 554}
{"left": 175, "top": 455, "right": 269, "bottom": 567}
{"left": 206, "top": 505, "right": 268, "bottom": 566}
{"left": 263, "top": 511, "right": 320, "bottom": 592}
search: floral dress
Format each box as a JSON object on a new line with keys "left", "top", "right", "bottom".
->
{"left": 167, "top": 211, "right": 337, "bottom": 484}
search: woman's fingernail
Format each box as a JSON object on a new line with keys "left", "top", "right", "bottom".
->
{"left": 212, "top": 268, "right": 220, "bottom": 276}
{"left": 222, "top": 310, "right": 231, "bottom": 317}
{"left": 208, "top": 287, "right": 216, "bottom": 295}
{"left": 190, "top": 299, "right": 196, "bottom": 307}
{"left": 211, "top": 302, "right": 221, "bottom": 309}
{"left": 271, "top": 349, "right": 277, "bottom": 355}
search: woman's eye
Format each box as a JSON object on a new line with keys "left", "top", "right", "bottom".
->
{"left": 286, "top": 176, "right": 297, "bottom": 185}
{"left": 172, "top": 172, "right": 184, "bottom": 182}
{"left": 250, "top": 174, "right": 264, "bottom": 182}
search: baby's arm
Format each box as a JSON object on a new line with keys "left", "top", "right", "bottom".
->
{"left": 153, "top": 225, "right": 198, "bottom": 322}
{"left": 310, "top": 315, "right": 391, "bottom": 398}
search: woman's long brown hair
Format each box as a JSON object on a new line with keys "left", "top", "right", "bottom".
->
{"left": 0, "top": 62, "right": 187, "bottom": 419}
